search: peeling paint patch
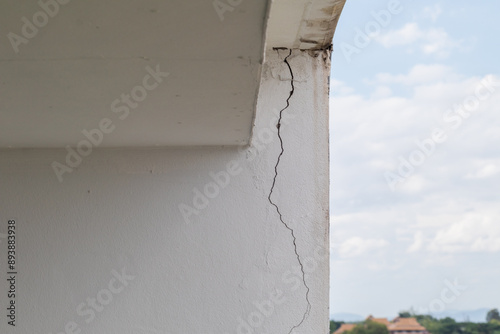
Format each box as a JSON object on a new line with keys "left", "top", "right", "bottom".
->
{"left": 299, "top": 0, "right": 347, "bottom": 50}
{"left": 321, "top": 3, "right": 344, "bottom": 17}
{"left": 266, "top": 0, "right": 347, "bottom": 50}
{"left": 299, "top": 37, "right": 319, "bottom": 45}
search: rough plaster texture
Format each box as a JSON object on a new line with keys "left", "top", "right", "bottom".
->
{"left": 0, "top": 49, "right": 330, "bottom": 333}
{"left": 266, "top": 0, "right": 345, "bottom": 50}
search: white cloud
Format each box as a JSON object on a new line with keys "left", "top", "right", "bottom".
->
{"left": 370, "top": 64, "right": 458, "bottom": 86}
{"left": 331, "top": 79, "right": 355, "bottom": 96}
{"left": 420, "top": 28, "right": 458, "bottom": 57}
{"left": 376, "top": 23, "right": 422, "bottom": 47}
{"left": 423, "top": 4, "right": 443, "bottom": 22}
{"left": 332, "top": 69, "right": 500, "bottom": 147}
{"left": 427, "top": 213, "right": 500, "bottom": 253}
{"left": 407, "top": 231, "right": 425, "bottom": 253}
{"left": 330, "top": 3, "right": 500, "bottom": 317}
{"left": 399, "top": 175, "right": 430, "bottom": 194}
{"left": 465, "top": 161, "right": 500, "bottom": 179}
{"left": 330, "top": 67, "right": 500, "bottom": 259}
{"left": 370, "top": 85, "right": 393, "bottom": 99}
{"left": 375, "top": 23, "right": 461, "bottom": 58}
{"left": 336, "top": 237, "right": 388, "bottom": 258}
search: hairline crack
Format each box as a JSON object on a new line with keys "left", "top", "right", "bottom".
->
{"left": 268, "top": 48, "right": 312, "bottom": 334}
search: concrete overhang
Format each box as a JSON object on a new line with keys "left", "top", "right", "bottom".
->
{"left": 0, "top": 0, "right": 345, "bottom": 148}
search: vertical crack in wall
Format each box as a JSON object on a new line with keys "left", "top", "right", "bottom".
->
{"left": 268, "top": 49, "right": 312, "bottom": 334}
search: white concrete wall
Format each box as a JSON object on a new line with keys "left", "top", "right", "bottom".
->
{"left": 0, "top": 49, "right": 330, "bottom": 334}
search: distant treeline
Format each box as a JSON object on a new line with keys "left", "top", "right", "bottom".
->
{"left": 330, "top": 309, "right": 500, "bottom": 334}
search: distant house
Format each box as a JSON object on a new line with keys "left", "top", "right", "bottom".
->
{"left": 367, "top": 316, "right": 390, "bottom": 327}
{"left": 334, "top": 323, "right": 357, "bottom": 334}
{"left": 333, "top": 316, "right": 429, "bottom": 334}
{"left": 386, "top": 317, "right": 430, "bottom": 334}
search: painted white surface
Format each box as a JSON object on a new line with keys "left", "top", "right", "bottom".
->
{"left": 0, "top": 49, "right": 330, "bottom": 333}
{"left": 0, "top": 0, "right": 268, "bottom": 147}
{"left": 0, "top": 0, "right": 344, "bottom": 148}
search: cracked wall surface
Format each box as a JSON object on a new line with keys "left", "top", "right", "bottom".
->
{"left": 267, "top": 49, "right": 312, "bottom": 334}
{"left": 256, "top": 48, "right": 331, "bottom": 333}
{"left": 0, "top": 49, "right": 330, "bottom": 333}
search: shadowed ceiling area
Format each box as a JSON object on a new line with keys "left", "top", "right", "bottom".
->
{"left": 0, "top": 0, "right": 344, "bottom": 148}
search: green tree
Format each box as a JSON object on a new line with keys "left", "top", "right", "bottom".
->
{"left": 438, "top": 317, "right": 460, "bottom": 334}
{"left": 331, "top": 320, "right": 344, "bottom": 333}
{"left": 399, "top": 311, "right": 412, "bottom": 318}
{"left": 348, "top": 320, "right": 389, "bottom": 334}
{"left": 487, "top": 309, "right": 500, "bottom": 323}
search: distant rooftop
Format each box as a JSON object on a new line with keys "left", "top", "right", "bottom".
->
{"left": 333, "top": 316, "right": 429, "bottom": 334}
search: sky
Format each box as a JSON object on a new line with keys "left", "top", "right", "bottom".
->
{"left": 329, "top": 0, "right": 500, "bottom": 320}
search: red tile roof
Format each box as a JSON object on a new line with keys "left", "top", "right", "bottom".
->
{"left": 332, "top": 316, "right": 428, "bottom": 334}
{"left": 334, "top": 324, "right": 356, "bottom": 334}
{"left": 388, "top": 317, "right": 427, "bottom": 332}
{"left": 367, "top": 316, "right": 391, "bottom": 326}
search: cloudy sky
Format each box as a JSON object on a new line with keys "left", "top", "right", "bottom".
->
{"left": 329, "top": 0, "right": 500, "bottom": 319}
